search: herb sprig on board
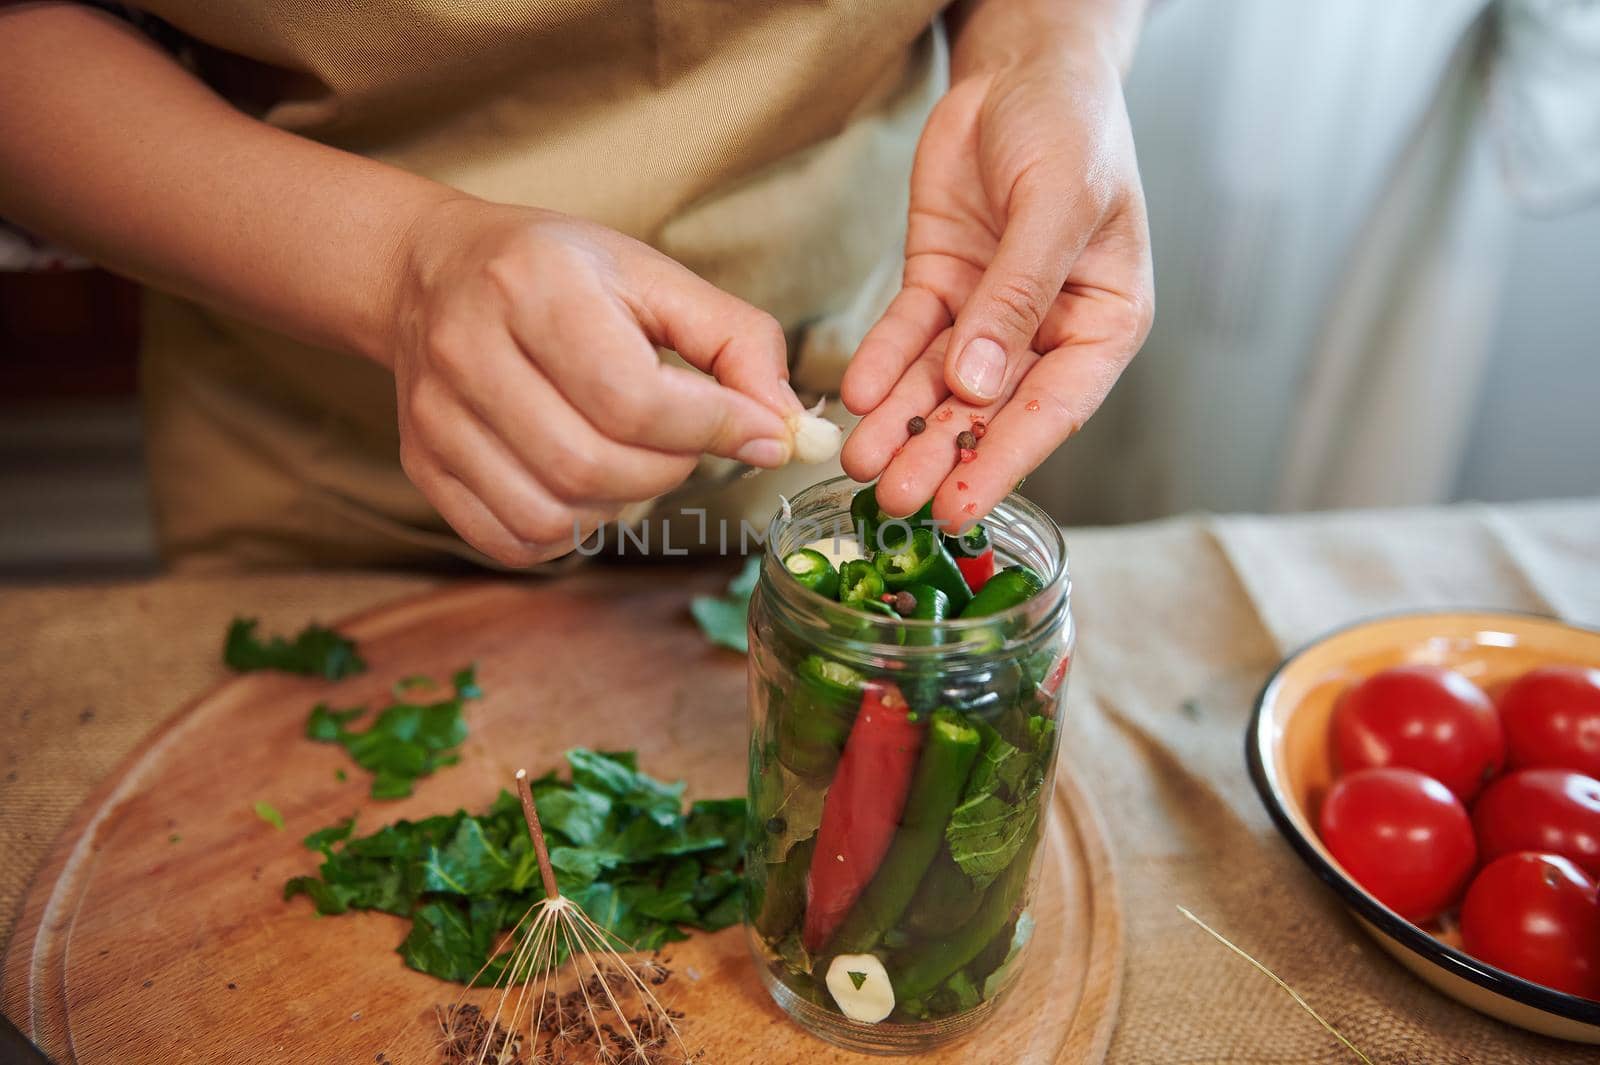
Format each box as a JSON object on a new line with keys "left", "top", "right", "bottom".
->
{"left": 690, "top": 556, "right": 760, "bottom": 653}
{"left": 224, "top": 618, "right": 366, "bottom": 680}
{"left": 306, "top": 667, "right": 480, "bottom": 799}
{"left": 284, "top": 749, "right": 745, "bottom": 982}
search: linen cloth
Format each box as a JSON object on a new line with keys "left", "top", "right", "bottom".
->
{"left": 3, "top": 499, "right": 1598, "bottom": 1062}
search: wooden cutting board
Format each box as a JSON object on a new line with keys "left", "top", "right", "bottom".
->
{"left": 2, "top": 574, "right": 1122, "bottom": 1063}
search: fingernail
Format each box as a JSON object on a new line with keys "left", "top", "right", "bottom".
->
{"left": 955, "top": 338, "right": 1006, "bottom": 400}
{"left": 736, "top": 438, "right": 790, "bottom": 467}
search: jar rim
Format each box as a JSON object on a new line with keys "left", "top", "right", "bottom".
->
{"left": 756, "top": 476, "right": 1070, "bottom": 657}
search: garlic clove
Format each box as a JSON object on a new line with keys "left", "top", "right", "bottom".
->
{"left": 785, "top": 398, "right": 843, "bottom": 465}
{"left": 825, "top": 953, "right": 895, "bottom": 1023}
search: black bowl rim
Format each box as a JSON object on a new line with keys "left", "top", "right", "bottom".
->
{"left": 1245, "top": 607, "right": 1600, "bottom": 1026}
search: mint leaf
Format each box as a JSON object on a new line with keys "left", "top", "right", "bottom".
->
{"left": 253, "top": 800, "right": 285, "bottom": 831}
{"left": 302, "top": 816, "right": 356, "bottom": 852}
{"left": 944, "top": 725, "right": 1047, "bottom": 888}
{"left": 307, "top": 667, "right": 478, "bottom": 799}
{"left": 284, "top": 748, "right": 746, "bottom": 983}
{"left": 224, "top": 618, "right": 365, "bottom": 679}
{"left": 690, "top": 555, "right": 760, "bottom": 653}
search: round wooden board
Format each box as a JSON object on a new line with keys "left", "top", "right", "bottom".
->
{"left": 3, "top": 575, "right": 1122, "bottom": 1064}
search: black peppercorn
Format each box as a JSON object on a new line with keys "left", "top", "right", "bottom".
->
{"left": 892, "top": 590, "right": 919, "bottom": 615}
{"left": 956, "top": 429, "right": 977, "bottom": 450}
{"left": 907, "top": 415, "right": 926, "bottom": 435}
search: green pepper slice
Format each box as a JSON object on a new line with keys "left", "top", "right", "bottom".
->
{"left": 872, "top": 529, "right": 973, "bottom": 612}
{"left": 957, "top": 564, "right": 1044, "bottom": 619}
{"left": 942, "top": 522, "right": 989, "bottom": 559}
{"left": 837, "top": 558, "right": 886, "bottom": 608}
{"left": 824, "top": 708, "right": 982, "bottom": 955}
{"left": 850, "top": 483, "right": 935, "bottom": 554}
{"left": 782, "top": 547, "right": 840, "bottom": 599}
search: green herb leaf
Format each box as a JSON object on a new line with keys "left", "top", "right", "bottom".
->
{"left": 306, "top": 667, "right": 479, "bottom": 798}
{"left": 848, "top": 970, "right": 867, "bottom": 991}
{"left": 254, "top": 800, "right": 285, "bottom": 831}
{"left": 302, "top": 816, "right": 356, "bottom": 852}
{"left": 284, "top": 748, "right": 746, "bottom": 983}
{"left": 944, "top": 725, "right": 1048, "bottom": 888}
{"left": 224, "top": 618, "right": 366, "bottom": 679}
{"left": 690, "top": 555, "right": 760, "bottom": 653}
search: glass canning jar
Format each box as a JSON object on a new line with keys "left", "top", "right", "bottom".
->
{"left": 744, "top": 476, "right": 1073, "bottom": 1054}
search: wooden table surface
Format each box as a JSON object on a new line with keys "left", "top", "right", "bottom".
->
{"left": 4, "top": 499, "right": 1599, "bottom": 1064}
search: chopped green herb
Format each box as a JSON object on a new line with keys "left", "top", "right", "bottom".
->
{"left": 335, "top": 768, "right": 347, "bottom": 782}
{"left": 944, "top": 719, "right": 1052, "bottom": 889}
{"left": 306, "top": 667, "right": 478, "bottom": 799}
{"left": 848, "top": 970, "right": 867, "bottom": 991}
{"left": 284, "top": 749, "right": 745, "bottom": 983}
{"left": 254, "top": 800, "right": 285, "bottom": 831}
{"left": 223, "top": 618, "right": 366, "bottom": 680}
{"left": 690, "top": 556, "right": 760, "bottom": 653}
{"left": 302, "top": 816, "right": 357, "bottom": 852}
{"left": 168, "top": 833, "right": 181, "bottom": 844}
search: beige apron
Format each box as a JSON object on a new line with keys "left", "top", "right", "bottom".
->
{"left": 136, "top": 0, "right": 947, "bottom": 571}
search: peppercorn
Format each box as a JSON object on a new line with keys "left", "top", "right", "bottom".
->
{"left": 956, "top": 430, "right": 977, "bottom": 449}
{"left": 892, "top": 590, "right": 919, "bottom": 615}
{"left": 906, "top": 415, "right": 926, "bottom": 435}
{"left": 971, "top": 420, "right": 988, "bottom": 439}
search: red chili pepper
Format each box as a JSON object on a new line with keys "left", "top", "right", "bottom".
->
{"left": 802, "top": 682, "right": 924, "bottom": 952}
{"left": 955, "top": 547, "right": 995, "bottom": 592}
{"left": 958, "top": 448, "right": 977, "bottom": 463}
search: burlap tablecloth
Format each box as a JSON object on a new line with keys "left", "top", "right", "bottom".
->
{"left": 3, "top": 499, "right": 1598, "bottom": 1063}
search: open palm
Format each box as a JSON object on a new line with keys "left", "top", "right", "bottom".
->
{"left": 840, "top": 52, "right": 1153, "bottom": 526}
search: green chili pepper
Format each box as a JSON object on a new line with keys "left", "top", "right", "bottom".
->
{"left": 895, "top": 583, "right": 949, "bottom": 639}
{"left": 896, "top": 583, "right": 950, "bottom": 712}
{"left": 901, "top": 850, "right": 986, "bottom": 936}
{"left": 825, "top": 708, "right": 982, "bottom": 955}
{"left": 755, "top": 834, "right": 816, "bottom": 940}
{"left": 777, "top": 655, "right": 865, "bottom": 779}
{"left": 891, "top": 835, "right": 1038, "bottom": 1001}
{"left": 942, "top": 523, "right": 989, "bottom": 559}
{"left": 873, "top": 529, "right": 973, "bottom": 612}
{"left": 957, "top": 564, "right": 1044, "bottom": 619}
{"left": 782, "top": 548, "right": 839, "bottom": 599}
{"left": 837, "top": 559, "right": 886, "bottom": 608}
{"left": 850, "top": 484, "right": 935, "bottom": 554}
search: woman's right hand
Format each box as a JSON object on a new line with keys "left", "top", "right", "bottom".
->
{"left": 386, "top": 198, "right": 804, "bottom": 567}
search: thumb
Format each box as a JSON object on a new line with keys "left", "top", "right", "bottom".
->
{"left": 946, "top": 185, "right": 1091, "bottom": 405}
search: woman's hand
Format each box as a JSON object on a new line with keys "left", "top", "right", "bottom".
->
{"left": 840, "top": 30, "right": 1153, "bottom": 526}
{"left": 389, "top": 199, "right": 804, "bottom": 567}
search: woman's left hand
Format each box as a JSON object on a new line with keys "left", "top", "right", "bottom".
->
{"left": 840, "top": 37, "right": 1153, "bottom": 526}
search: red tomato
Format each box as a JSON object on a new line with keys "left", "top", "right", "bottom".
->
{"left": 1332, "top": 665, "right": 1504, "bottom": 801}
{"left": 1499, "top": 665, "right": 1600, "bottom": 778}
{"left": 1318, "top": 767, "right": 1476, "bottom": 924}
{"left": 1460, "top": 852, "right": 1600, "bottom": 1000}
{"left": 1473, "top": 769, "right": 1600, "bottom": 877}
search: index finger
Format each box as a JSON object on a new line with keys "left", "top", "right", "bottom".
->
{"left": 930, "top": 341, "right": 1129, "bottom": 529}
{"left": 624, "top": 251, "right": 805, "bottom": 420}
